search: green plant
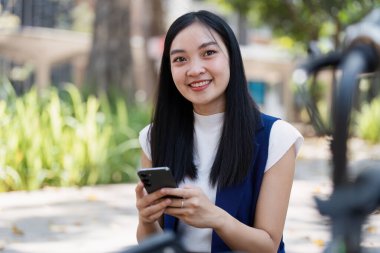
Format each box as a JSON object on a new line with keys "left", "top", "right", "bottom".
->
{"left": 0, "top": 80, "right": 150, "bottom": 192}
{"left": 355, "top": 97, "right": 380, "bottom": 144}
{"left": 294, "top": 78, "right": 331, "bottom": 135}
{"left": 98, "top": 93, "right": 149, "bottom": 184}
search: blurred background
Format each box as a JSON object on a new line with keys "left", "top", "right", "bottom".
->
{"left": 0, "top": 0, "right": 379, "bottom": 253}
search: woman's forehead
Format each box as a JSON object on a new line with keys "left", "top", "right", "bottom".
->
{"left": 171, "top": 22, "right": 225, "bottom": 49}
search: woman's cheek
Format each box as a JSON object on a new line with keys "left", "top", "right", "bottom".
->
{"left": 171, "top": 68, "right": 184, "bottom": 85}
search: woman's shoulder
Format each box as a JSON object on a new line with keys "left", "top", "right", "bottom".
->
{"left": 264, "top": 119, "right": 304, "bottom": 172}
{"left": 272, "top": 119, "right": 302, "bottom": 135}
{"left": 259, "top": 113, "right": 280, "bottom": 128}
{"left": 259, "top": 113, "right": 300, "bottom": 134}
{"left": 139, "top": 124, "right": 153, "bottom": 160}
{"left": 139, "top": 124, "right": 152, "bottom": 137}
{"left": 270, "top": 119, "right": 304, "bottom": 154}
{"left": 139, "top": 123, "right": 153, "bottom": 146}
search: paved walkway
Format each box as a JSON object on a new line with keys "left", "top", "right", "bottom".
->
{"left": 0, "top": 137, "right": 379, "bottom": 253}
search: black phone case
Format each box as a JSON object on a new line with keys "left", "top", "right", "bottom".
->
{"left": 137, "top": 167, "right": 177, "bottom": 194}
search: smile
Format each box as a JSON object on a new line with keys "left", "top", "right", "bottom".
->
{"left": 188, "top": 80, "right": 211, "bottom": 88}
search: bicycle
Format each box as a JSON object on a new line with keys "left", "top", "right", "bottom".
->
{"left": 293, "top": 8, "right": 380, "bottom": 253}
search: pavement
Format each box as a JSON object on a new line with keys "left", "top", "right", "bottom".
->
{"left": 0, "top": 137, "right": 379, "bottom": 253}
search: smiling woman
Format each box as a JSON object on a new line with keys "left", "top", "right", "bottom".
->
{"left": 169, "top": 22, "right": 230, "bottom": 115}
{"left": 135, "top": 10, "right": 303, "bottom": 253}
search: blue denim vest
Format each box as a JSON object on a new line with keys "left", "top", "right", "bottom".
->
{"left": 164, "top": 113, "right": 284, "bottom": 253}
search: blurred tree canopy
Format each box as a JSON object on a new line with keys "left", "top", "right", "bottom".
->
{"left": 253, "top": 0, "right": 378, "bottom": 48}
{"left": 214, "top": 0, "right": 255, "bottom": 44}
{"left": 212, "top": 0, "right": 379, "bottom": 49}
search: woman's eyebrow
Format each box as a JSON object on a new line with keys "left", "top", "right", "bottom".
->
{"left": 170, "top": 41, "right": 218, "bottom": 55}
{"left": 170, "top": 49, "right": 185, "bottom": 55}
{"left": 199, "top": 41, "right": 218, "bottom": 49}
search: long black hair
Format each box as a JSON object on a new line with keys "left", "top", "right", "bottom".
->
{"left": 149, "top": 10, "right": 261, "bottom": 188}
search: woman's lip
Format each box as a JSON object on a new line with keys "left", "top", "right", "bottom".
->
{"left": 188, "top": 80, "right": 211, "bottom": 91}
{"left": 188, "top": 80, "right": 211, "bottom": 87}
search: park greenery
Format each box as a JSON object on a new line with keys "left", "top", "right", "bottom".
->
{"left": 296, "top": 77, "right": 380, "bottom": 143}
{"left": 1, "top": 1, "right": 380, "bottom": 192}
{"left": 212, "top": 0, "right": 379, "bottom": 50}
{"left": 0, "top": 80, "right": 150, "bottom": 192}
{"left": 220, "top": 0, "right": 380, "bottom": 142}
{"left": 356, "top": 97, "right": 380, "bottom": 143}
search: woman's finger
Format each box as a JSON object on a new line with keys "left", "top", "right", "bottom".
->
{"left": 165, "top": 206, "right": 187, "bottom": 217}
{"left": 135, "top": 181, "right": 145, "bottom": 199}
{"left": 168, "top": 197, "right": 186, "bottom": 208}
{"left": 161, "top": 187, "right": 194, "bottom": 199}
{"left": 147, "top": 209, "right": 165, "bottom": 222}
{"left": 140, "top": 198, "right": 171, "bottom": 216}
{"left": 137, "top": 184, "right": 172, "bottom": 209}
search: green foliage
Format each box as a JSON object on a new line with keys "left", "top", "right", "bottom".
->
{"left": 294, "top": 78, "right": 331, "bottom": 134}
{"left": 0, "top": 80, "right": 150, "bottom": 192}
{"left": 355, "top": 97, "right": 380, "bottom": 143}
{"left": 253, "top": 0, "right": 378, "bottom": 46}
{"left": 71, "top": 1, "right": 94, "bottom": 33}
{"left": 213, "top": 0, "right": 255, "bottom": 15}
{"left": 211, "top": 0, "right": 379, "bottom": 49}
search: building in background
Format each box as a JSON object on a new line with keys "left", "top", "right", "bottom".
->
{"left": 0, "top": 0, "right": 93, "bottom": 93}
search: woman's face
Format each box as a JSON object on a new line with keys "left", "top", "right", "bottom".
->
{"left": 169, "top": 22, "right": 230, "bottom": 115}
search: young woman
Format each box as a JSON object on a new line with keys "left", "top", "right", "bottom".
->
{"left": 135, "top": 10, "right": 303, "bottom": 253}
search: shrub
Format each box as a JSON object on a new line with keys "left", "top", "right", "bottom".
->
{"left": 0, "top": 80, "right": 149, "bottom": 192}
{"left": 355, "top": 97, "right": 380, "bottom": 144}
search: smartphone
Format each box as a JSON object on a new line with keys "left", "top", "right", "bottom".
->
{"left": 137, "top": 167, "right": 178, "bottom": 194}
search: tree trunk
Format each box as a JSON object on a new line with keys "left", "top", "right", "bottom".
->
{"left": 144, "top": 0, "right": 165, "bottom": 101}
{"left": 86, "top": 0, "right": 134, "bottom": 101}
{"left": 237, "top": 11, "right": 248, "bottom": 45}
{"left": 148, "top": 0, "right": 165, "bottom": 36}
{"left": 129, "top": 0, "right": 164, "bottom": 103}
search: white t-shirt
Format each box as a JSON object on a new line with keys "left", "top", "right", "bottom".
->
{"left": 138, "top": 112, "right": 303, "bottom": 252}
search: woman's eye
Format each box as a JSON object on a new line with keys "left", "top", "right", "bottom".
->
{"left": 204, "top": 50, "right": 217, "bottom": 56}
{"left": 173, "top": 56, "right": 186, "bottom": 63}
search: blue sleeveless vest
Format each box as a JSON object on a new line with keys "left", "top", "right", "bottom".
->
{"left": 164, "top": 113, "right": 285, "bottom": 253}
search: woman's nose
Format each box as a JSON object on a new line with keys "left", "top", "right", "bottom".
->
{"left": 186, "top": 60, "right": 205, "bottom": 76}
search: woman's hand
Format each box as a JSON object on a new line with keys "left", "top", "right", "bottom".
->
{"left": 135, "top": 181, "right": 172, "bottom": 225}
{"left": 163, "top": 186, "right": 226, "bottom": 229}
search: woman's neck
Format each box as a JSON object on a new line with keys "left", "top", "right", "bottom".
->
{"left": 193, "top": 102, "right": 225, "bottom": 116}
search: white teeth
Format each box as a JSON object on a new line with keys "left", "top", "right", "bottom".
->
{"left": 189, "top": 80, "right": 210, "bottom": 87}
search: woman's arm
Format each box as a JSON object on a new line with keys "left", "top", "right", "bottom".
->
{"left": 163, "top": 145, "right": 296, "bottom": 253}
{"left": 136, "top": 152, "right": 169, "bottom": 242}
{"left": 214, "top": 145, "right": 296, "bottom": 253}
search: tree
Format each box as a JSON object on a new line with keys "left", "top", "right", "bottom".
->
{"left": 86, "top": 0, "right": 134, "bottom": 101}
{"left": 212, "top": 0, "right": 255, "bottom": 45}
{"left": 86, "top": 0, "right": 165, "bottom": 103}
{"left": 130, "top": 0, "right": 165, "bottom": 102}
{"left": 252, "top": 0, "right": 379, "bottom": 49}
{"left": 211, "top": 0, "right": 379, "bottom": 49}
